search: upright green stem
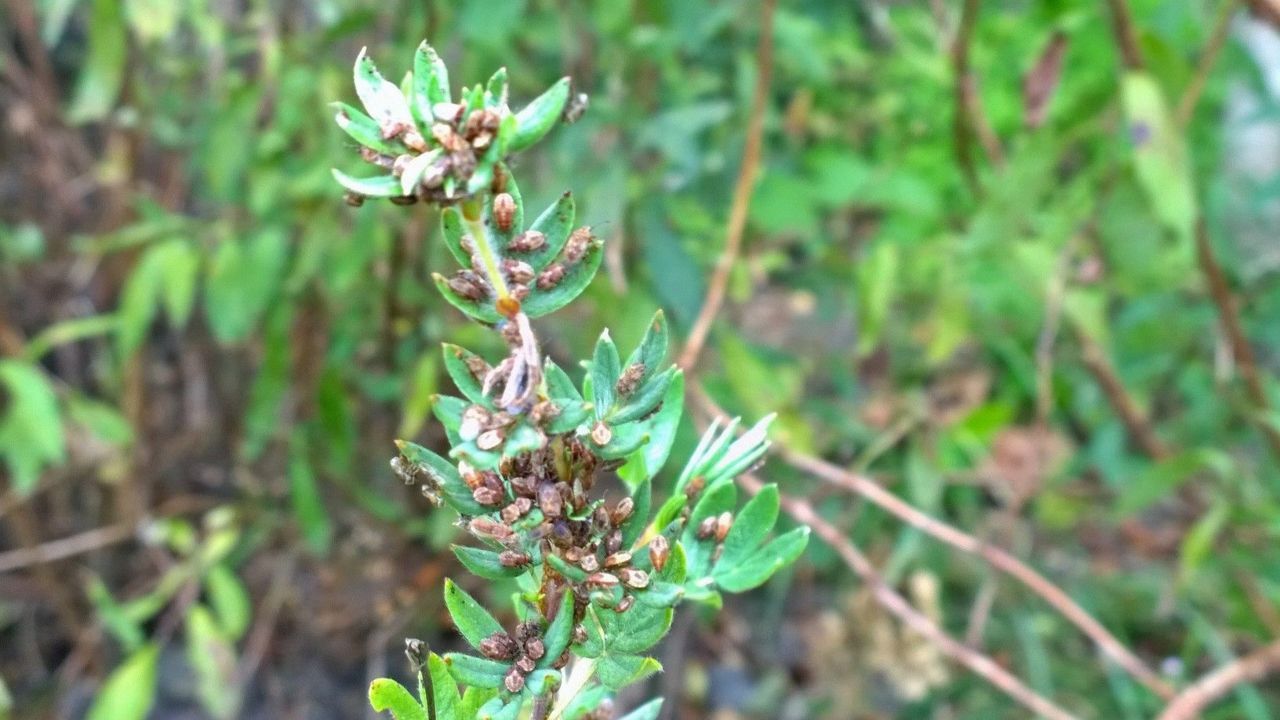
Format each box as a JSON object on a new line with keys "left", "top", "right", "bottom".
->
{"left": 460, "top": 198, "right": 510, "bottom": 300}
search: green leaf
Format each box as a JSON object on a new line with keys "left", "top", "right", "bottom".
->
{"left": 590, "top": 330, "right": 621, "bottom": 418}
{"left": 369, "top": 678, "right": 427, "bottom": 720}
{"left": 622, "top": 310, "right": 669, "bottom": 388}
{"left": 116, "top": 243, "right": 166, "bottom": 357}
{"left": 444, "top": 579, "right": 503, "bottom": 649}
{"left": 855, "top": 240, "right": 898, "bottom": 355}
{"left": 618, "top": 698, "right": 664, "bottom": 720}
{"left": 442, "top": 344, "right": 491, "bottom": 406}
{"left": 510, "top": 77, "right": 571, "bottom": 152}
{"left": 332, "top": 168, "right": 404, "bottom": 198}
{"left": 618, "top": 374, "right": 684, "bottom": 488}
{"left": 332, "top": 101, "right": 402, "bottom": 155}
{"left": 540, "top": 590, "right": 576, "bottom": 667}
{"left": 1120, "top": 72, "right": 1196, "bottom": 240}
{"left": 204, "top": 230, "right": 288, "bottom": 344}
{"left": 431, "top": 272, "right": 504, "bottom": 324}
{"left": 682, "top": 482, "right": 738, "bottom": 578}
{"left": 715, "top": 527, "right": 809, "bottom": 593}
{"left": 354, "top": 48, "right": 414, "bottom": 129}
{"left": 618, "top": 478, "right": 651, "bottom": 548}
{"left": 443, "top": 653, "right": 508, "bottom": 690}
{"left": 453, "top": 545, "right": 527, "bottom": 580}
{"left": 520, "top": 235, "right": 603, "bottom": 318}
{"left": 185, "top": 605, "right": 238, "bottom": 719}
{"left": 204, "top": 564, "right": 252, "bottom": 641}
{"left": 426, "top": 652, "right": 461, "bottom": 718}
{"left": 0, "top": 360, "right": 66, "bottom": 495}
{"left": 609, "top": 367, "right": 677, "bottom": 425}
{"left": 717, "top": 484, "right": 779, "bottom": 570}
{"left": 1179, "top": 502, "right": 1230, "bottom": 583}
{"left": 67, "top": 0, "right": 126, "bottom": 123}
{"left": 397, "top": 439, "right": 488, "bottom": 516}
{"left": 595, "top": 655, "right": 661, "bottom": 691}
{"left": 86, "top": 644, "right": 158, "bottom": 720}
{"left": 413, "top": 41, "right": 451, "bottom": 123}
{"left": 525, "top": 192, "right": 575, "bottom": 271}
{"left": 440, "top": 207, "right": 474, "bottom": 267}
{"left": 159, "top": 242, "right": 199, "bottom": 329}
{"left": 288, "top": 434, "right": 331, "bottom": 555}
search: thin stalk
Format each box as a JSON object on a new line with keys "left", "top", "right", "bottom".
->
{"left": 460, "top": 198, "right": 510, "bottom": 300}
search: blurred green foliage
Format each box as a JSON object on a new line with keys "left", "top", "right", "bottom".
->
{"left": 3, "top": 0, "right": 1280, "bottom": 717}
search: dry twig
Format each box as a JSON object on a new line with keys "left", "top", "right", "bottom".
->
{"left": 738, "top": 473, "right": 1080, "bottom": 720}
{"left": 1176, "top": 0, "right": 1239, "bottom": 127}
{"left": 0, "top": 523, "right": 134, "bottom": 574}
{"left": 677, "top": 0, "right": 776, "bottom": 372}
{"left": 1104, "top": 0, "right": 1146, "bottom": 69}
{"left": 1194, "top": 220, "right": 1280, "bottom": 459}
{"left": 1157, "top": 639, "right": 1280, "bottom": 720}
{"left": 1077, "top": 331, "right": 1172, "bottom": 460}
{"left": 778, "top": 446, "right": 1176, "bottom": 698}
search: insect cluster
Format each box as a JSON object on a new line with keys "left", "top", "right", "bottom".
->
{"left": 341, "top": 41, "right": 809, "bottom": 720}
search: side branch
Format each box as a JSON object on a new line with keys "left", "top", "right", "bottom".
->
{"left": 1157, "top": 639, "right": 1280, "bottom": 720}
{"left": 1194, "top": 219, "right": 1280, "bottom": 459}
{"left": 779, "top": 447, "right": 1176, "bottom": 699}
{"left": 740, "top": 474, "right": 1079, "bottom": 720}
{"left": 677, "top": 0, "right": 776, "bottom": 372}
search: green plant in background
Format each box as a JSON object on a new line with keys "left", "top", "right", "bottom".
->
{"left": 335, "top": 43, "right": 808, "bottom": 719}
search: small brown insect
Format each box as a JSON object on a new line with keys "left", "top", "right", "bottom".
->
{"left": 509, "top": 230, "right": 546, "bottom": 253}
{"left": 403, "top": 131, "right": 428, "bottom": 152}
{"left": 696, "top": 516, "right": 717, "bottom": 540}
{"left": 508, "top": 283, "right": 530, "bottom": 302}
{"left": 389, "top": 194, "right": 419, "bottom": 206}
{"left": 590, "top": 421, "right": 613, "bottom": 446}
{"left": 432, "top": 122, "right": 465, "bottom": 152}
{"left": 604, "top": 551, "right": 632, "bottom": 568}
{"left": 579, "top": 553, "right": 600, "bottom": 573}
{"left": 504, "top": 667, "right": 525, "bottom": 693}
{"left": 500, "top": 497, "right": 532, "bottom": 524}
{"left": 615, "top": 595, "right": 635, "bottom": 613}
{"left": 530, "top": 400, "right": 560, "bottom": 425}
{"left": 615, "top": 363, "right": 646, "bottom": 397}
{"left": 515, "top": 654, "right": 536, "bottom": 674}
{"left": 502, "top": 259, "right": 535, "bottom": 284}
{"left": 562, "top": 91, "right": 589, "bottom": 124}
{"left": 715, "top": 511, "right": 733, "bottom": 542}
{"left": 511, "top": 475, "right": 539, "bottom": 497}
{"left": 343, "top": 192, "right": 366, "bottom": 207}
{"left": 564, "top": 227, "right": 593, "bottom": 264}
{"left": 493, "top": 193, "right": 516, "bottom": 232}
{"left": 499, "top": 550, "right": 531, "bottom": 568}
{"left": 586, "top": 572, "right": 619, "bottom": 588}
{"left": 479, "top": 633, "right": 519, "bottom": 660}
{"left": 606, "top": 530, "right": 623, "bottom": 555}
{"left": 476, "top": 429, "right": 505, "bottom": 451}
{"left": 536, "top": 263, "right": 566, "bottom": 290}
{"left": 462, "top": 353, "right": 490, "bottom": 381}
{"left": 515, "top": 620, "right": 541, "bottom": 642}
{"left": 611, "top": 497, "right": 635, "bottom": 526}
{"left": 620, "top": 568, "right": 649, "bottom": 590}
{"left": 573, "top": 625, "right": 588, "bottom": 644}
{"left": 648, "top": 534, "right": 670, "bottom": 572}
{"left": 473, "top": 486, "right": 503, "bottom": 506}
{"left": 470, "top": 517, "right": 514, "bottom": 542}
{"left": 524, "top": 637, "right": 546, "bottom": 660}
{"left": 447, "top": 270, "right": 489, "bottom": 301}
{"left": 539, "top": 483, "right": 564, "bottom": 518}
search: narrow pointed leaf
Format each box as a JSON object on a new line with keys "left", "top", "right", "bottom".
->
{"left": 444, "top": 579, "right": 503, "bottom": 649}
{"left": 510, "top": 77, "right": 571, "bottom": 152}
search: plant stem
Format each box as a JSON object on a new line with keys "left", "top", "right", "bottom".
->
{"left": 460, "top": 198, "right": 510, "bottom": 300}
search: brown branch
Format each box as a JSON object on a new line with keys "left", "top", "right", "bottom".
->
{"left": 687, "top": 383, "right": 1174, "bottom": 699}
{"left": 1156, "top": 639, "right": 1280, "bottom": 720}
{"left": 0, "top": 523, "right": 134, "bottom": 574}
{"left": 1104, "top": 0, "right": 1146, "bottom": 70}
{"left": 950, "top": 0, "right": 984, "bottom": 195}
{"left": 1177, "top": 0, "right": 1239, "bottom": 127}
{"left": 778, "top": 447, "right": 1176, "bottom": 699}
{"left": 676, "top": 0, "right": 775, "bottom": 373}
{"left": 739, "top": 473, "right": 1080, "bottom": 720}
{"left": 1194, "top": 219, "right": 1280, "bottom": 459}
{"left": 1077, "top": 330, "right": 1172, "bottom": 460}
